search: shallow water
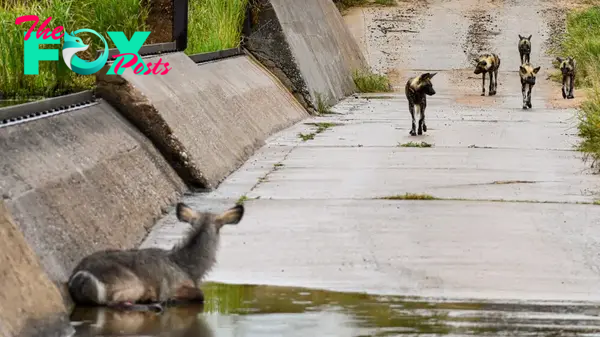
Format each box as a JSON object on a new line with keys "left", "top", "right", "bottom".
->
{"left": 70, "top": 283, "right": 600, "bottom": 337}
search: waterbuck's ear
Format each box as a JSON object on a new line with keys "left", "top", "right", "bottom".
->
{"left": 527, "top": 34, "right": 532, "bottom": 40}
{"left": 533, "top": 66, "right": 541, "bottom": 74}
{"left": 176, "top": 203, "right": 199, "bottom": 223}
{"left": 215, "top": 204, "right": 245, "bottom": 226}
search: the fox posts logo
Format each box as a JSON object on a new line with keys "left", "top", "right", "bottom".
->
{"left": 15, "top": 15, "right": 172, "bottom": 76}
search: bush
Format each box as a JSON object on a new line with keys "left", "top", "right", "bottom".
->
{"left": 558, "top": 6, "right": 600, "bottom": 167}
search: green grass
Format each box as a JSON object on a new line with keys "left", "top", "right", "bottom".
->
{"left": 0, "top": 0, "right": 250, "bottom": 99}
{"left": 0, "top": 0, "right": 149, "bottom": 99}
{"left": 555, "top": 6, "right": 600, "bottom": 169}
{"left": 185, "top": 0, "right": 249, "bottom": 55}
{"left": 298, "top": 122, "right": 340, "bottom": 141}
{"left": 352, "top": 68, "right": 392, "bottom": 93}
{"left": 374, "top": 0, "right": 396, "bottom": 5}
{"left": 552, "top": 6, "right": 600, "bottom": 88}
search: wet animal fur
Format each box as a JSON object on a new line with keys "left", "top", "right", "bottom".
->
{"left": 473, "top": 53, "right": 501, "bottom": 96}
{"left": 519, "top": 62, "right": 541, "bottom": 109}
{"left": 557, "top": 56, "right": 576, "bottom": 99}
{"left": 67, "top": 203, "right": 244, "bottom": 308}
{"left": 518, "top": 34, "right": 532, "bottom": 64}
{"left": 405, "top": 72, "right": 437, "bottom": 136}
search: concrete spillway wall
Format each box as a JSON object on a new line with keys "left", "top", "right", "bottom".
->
{"left": 0, "top": 0, "right": 366, "bottom": 334}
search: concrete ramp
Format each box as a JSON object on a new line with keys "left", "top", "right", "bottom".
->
{"left": 0, "top": 201, "right": 72, "bottom": 337}
{"left": 0, "top": 100, "right": 185, "bottom": 285}
{"left": 96, "top": 53, "right": 309, "bottom": 190}
{"left": 246, "top": 0, "right": 368, "bottom": 113}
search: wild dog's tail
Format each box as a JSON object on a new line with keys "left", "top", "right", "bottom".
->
{"left": 68, "top": 270, "right": 107, "bottom": 305}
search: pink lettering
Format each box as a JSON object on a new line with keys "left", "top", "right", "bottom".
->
{"left": 112, "top": 53, "right": 139, "bottom": 73}
{"left": 15, "top": 15, "right": 64, "bottom": 41}
{"left": 133, "top": 62, "right": 145, "bottom": 75}
{"left": 144, "top": 62, "right": 154, "bottom": 75}
{"left": 15, "top": 15, "right": 39, "bottom": 41}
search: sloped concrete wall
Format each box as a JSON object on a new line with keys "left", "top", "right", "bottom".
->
{"left": 245, "top": 0, "right": 368, "bottom": 113}
{"left": 0, "top": 201, "right": 72, "bottom": 337}
{"left": 96, "top": 53, "right": 309, "bottom": 190}
{"left": 0, "top": 101, "right": 185, "bottom": 287}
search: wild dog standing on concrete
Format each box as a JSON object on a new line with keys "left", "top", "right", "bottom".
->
{"left": 405, "top": 72, "right": 437, "bottom": 136}
{"left": 557, "top": 56, "right": 576, "bottom": 99}
{"left": 518, "top": 34, "right": 532, "bottom": 64}
{"left": 473, "top": 53, "right": 501, "bottom": 96}
{"left": 67, "top": 203, "right": 244, "bottom": 312}
{"left": 519, "top": 62, "right": 541, "bottom": 109}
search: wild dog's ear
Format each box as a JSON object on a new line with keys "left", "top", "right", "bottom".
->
{"left": 215, "top": 204, "right": 245, "bottom": 226}
{"left": 176, "top": 203, "right": 199, "bottom": 223}
{"left": 519, "top": 65, "right": 527, "bottom": 73}
{"left": 527, "top": 34, "right": 532, "bottom": 40}
{"left": 556, "top": 57, "right": 563, "bottom": 63}
{"left": 473, "top": 58, "right": 480, "bottom": 65}
{"left": 533, "top": 66, "right": 541, "bottom": 74}
{"left": 519, "top": 34, "right": 524, "bottom": 39}
{"left": 428, "top": 72, "right": 438, "bottom": 79}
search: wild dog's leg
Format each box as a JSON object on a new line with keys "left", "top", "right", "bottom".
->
{"left": 520, "top": 52, "right": 524, "bottom": 65}
{"left": 488, "top": 71, "right": 494, "bottom": 96}
{"left": 527, "top": 84, "right": 533, "bottom": 109}
{"left": 421, "top": 98, "right": 427, "bottom": 133}
{"left": 409, "top": 102, "right": 416, "bottom": 136}
{"left": 416, "top": 104, "right": 423, "bottom": 136}
{"left": 493, "top": 68, "right": 499, "bottom": 95}
{"left": 525, "top": 52, "right": 530, "bottom": 64}
{"left": 568, "top": 73, "right": 575, "bottom": 99}
{"left": 481, "top": 72, "right": 486, "bottom": 96}
{"left": 561, "top": 74, "right": 567, "bottom": 99}
{"left": 521, "top": 80, "right": 528, "bottom": 109}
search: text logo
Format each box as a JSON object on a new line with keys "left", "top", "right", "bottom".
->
{"left": 15, "top": 15, "right": 172, "bottom": 76}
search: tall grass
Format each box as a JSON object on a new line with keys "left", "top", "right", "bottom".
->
{"left": 0, "top": 0, "right": 150, "bottom": 99}
{"left": 557, "top": 6, "right": 600, "bottom": 168}
{"left": 185, "top": 0, "right": 249, "bottom": 55}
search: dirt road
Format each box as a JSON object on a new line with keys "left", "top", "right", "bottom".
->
{"left": 142, "top": 0, "right": 600, "bottom": 303}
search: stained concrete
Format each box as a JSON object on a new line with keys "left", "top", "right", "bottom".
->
{"left": 0, "top": 100, "right": 185, "bottom": 287}
{"left": 0, "top": 201, "right": 73, "bottom": 337}
{"left": 142, "top": 0, "right": 600, "bottom": 304}
{"left": 245, "top": 0, "right": 368, "bottom": 112}
{"left": 96, "top": 53, "right": 308, "bottom": 190}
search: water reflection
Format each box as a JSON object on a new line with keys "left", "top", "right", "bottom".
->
{"left": 71, "top": 282, "right": 600, "bottom": 337}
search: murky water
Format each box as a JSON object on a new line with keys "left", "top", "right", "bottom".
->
{"left": 70, "top": 283, "right": 600, "bottom": 337}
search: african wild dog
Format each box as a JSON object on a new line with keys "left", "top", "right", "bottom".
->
{"left": 519, "top": 62, "right": 541, "bottom": 109}
{"left": 518, "top": 34, "right": 532, "bottom": 64}
{"left": 68, "top": 202, "right": 245, "bottom": 312}
{"left": 557, "top": 56, "right": 576, "bottom": 99}
{"left": 405, "top": 72, "right": 437, "bottom": 136}
{"left": 473, "top": 53, "right": 501, "bottom": 96}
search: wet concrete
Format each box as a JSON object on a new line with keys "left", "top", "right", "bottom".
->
{"left": 139, "top": 0, "right": 600, "bottom": 321}
{"left": 70, "top": 282, "right": 600, "bottom": 336}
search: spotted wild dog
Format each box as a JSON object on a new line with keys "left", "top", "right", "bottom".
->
{"left": 557, "top": 56, "right": 576, "bottom": 99}
{"left": 519, "top": 62, "right": 541, "bottom": 109}
{"left": 405, "top": 72, "right": 437, "bottom": 136}
{"left": 518, "top": 34, "right": 532, "bottom": 64}
{"left": 473, "top": 53, "right": 501, "bottom": 96}
{"left": 67, "top": 202, "right": 245, "bottom": 312}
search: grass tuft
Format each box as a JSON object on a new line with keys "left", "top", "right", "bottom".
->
{"left": 353, "top": 68, "right": 392, "bottom": 93}
{"left": 379, "top": 193, "right": 438, "bottom": 200}
{"left": 399, "top": 141, "right": 433, "bottom": 148}
{"left": 186, "top": 0, "right": 249, "bottom": 55}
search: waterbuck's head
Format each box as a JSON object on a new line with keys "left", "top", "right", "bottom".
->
{"left": 176, "top": 203, "right": 245, "bottom": 233}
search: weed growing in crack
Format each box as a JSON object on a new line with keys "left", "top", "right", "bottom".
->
{"left": 298, "top": 122, "right": 340, "bottom": 141}
{"left": 399, "top": 141, "right": 433, "bottom": 148}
